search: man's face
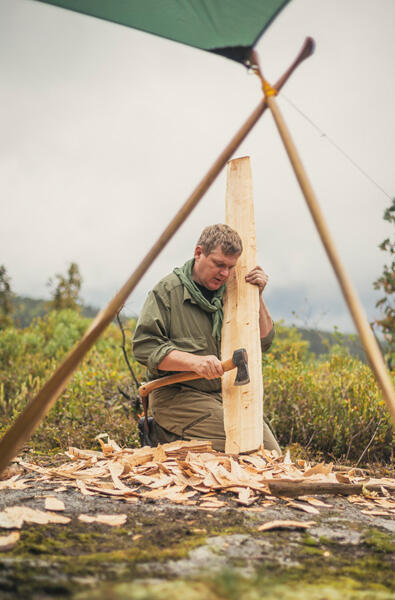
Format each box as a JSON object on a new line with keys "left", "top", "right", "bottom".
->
{"left": 193, "top": 245, "right": 240, "bottom": 290}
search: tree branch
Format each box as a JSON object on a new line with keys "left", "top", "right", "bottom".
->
{"left": 116, "top": 309, "right": 141, "bottom": 392}
{"left": 355, "top": 420, "right": 383, "bottom": 467}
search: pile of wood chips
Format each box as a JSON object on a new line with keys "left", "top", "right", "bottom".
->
{"left": 3, "top": 435, "right": 394, "bottom": 514}
{"left": 1, "top": 435, "right": 394, "bottom": 551}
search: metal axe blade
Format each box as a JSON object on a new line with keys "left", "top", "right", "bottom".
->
{"left": 232, "top": 348, "right": 250, "bottom": 386}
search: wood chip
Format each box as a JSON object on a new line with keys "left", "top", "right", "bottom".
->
{"left": 0, "top": 531, "right": 20, "bottom": 551}
{"left": 303, "top": 462, "right": 333, "bottom": 477}
{"left": 0, "top": 511, "right": 24, "bottom": 530}
{"left": 258, "top": 520, "right": 316, "bottom": 532}
{"left": 236, "top": 487, "right": 257, "bottom": 506}
{"left": 76, "top": 479, "right": 96, "bottom": 496}
{"left": 153, "top": 445, "right": 167, "bottom": 463}
{"left": 44, "top": 497, "right": 65, "bottom": 512}
{"left": 86, "top": 485, "right": 138, "bottom": 497}
{"left": 373, "top": 497, "right": 395, "bottom": 509}
{"left": 109, "top": 462, "right": 131, "bottom": 491}
{"left": 78, "top": 514, "right": 127, "bottom": 526}
{"left": 16, "top": 437, "right": 395, "bottom": 511}
{"left": 0, "top": 476, "right": 30, "bottom": 491}
{"left": 360, "top": 510, "right": 391, "bottom": 516}
{"left": 335, "top": 472, "right": 351, "bottom": 484}
{"left": 287, "top": 501, "right": 320, "bottom": 515}
{"left": 199, "top": 501, "right": 226, "bottom": 509}
{"left": 0, "top": 506, "right": 70, "bottom": 528}
{"left": 67, "top": 447, "right": 103, "bottom": 460}
{"left": 283, "top": 450, "right": 292, "bottom": 464}
{"left": 299, "top": 496, "right": 333, "bottom": 508}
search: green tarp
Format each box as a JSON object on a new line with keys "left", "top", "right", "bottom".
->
{"left": 36, "top": 0, "right": 290, "bottom": 63}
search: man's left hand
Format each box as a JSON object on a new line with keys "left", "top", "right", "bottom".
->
{"left": 245, "top": 266, "right": 269, "bottom": 294}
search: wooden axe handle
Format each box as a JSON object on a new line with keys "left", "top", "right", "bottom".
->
{"left": 139, "top": 356, "right": 235, "bottom": 398}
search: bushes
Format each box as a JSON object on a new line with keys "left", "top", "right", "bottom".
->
{"left": 263, "top": 324, "right": 394, "bottom": 463}
{"left": 0, "top": 310, "right": 143, "bottom": 453}
{"left": 0, "top": 313, "right": 393, "bottom": 464}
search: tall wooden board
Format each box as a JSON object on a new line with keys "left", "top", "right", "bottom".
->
{"left": 221, "top": 156, "right": 263, "bottom": 454}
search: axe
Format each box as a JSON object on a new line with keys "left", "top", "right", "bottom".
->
{"left": 138, "top": 348, "right": 249, "bottom": 441}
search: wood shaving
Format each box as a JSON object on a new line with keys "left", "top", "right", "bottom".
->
{"left": 299, "top": 497, "right": 332, "bottom": 508}
{"left": 258, "top": 520, "right": 316, "bottom": 531}
{"left": 78, "top": 514, "right": 127, "bottom": 526}
{"left": 0, "top": 506, "right": 70, "bottom": 528}
{"left": 0, "top": 475, "right": 30, "bottom": 491}
{"left": 0, "top": 511, "right": 24, "bottom": 530}
{"left": 303, "top": 463, "right": 333, "bottom": 477}
{"left": 360, "top": 510, "right": 391, "bottom": 516}
{"left": 0, "top": 531, "right": 20, "bottom": 551}
{"left": 286, "top": 501, "right": 320, "bottom": 515}
{"left": 199, "top": 501, "right": 226, "bottom": 508}
{"left": 44, "top": 497, "right": 65, "bottom": 512}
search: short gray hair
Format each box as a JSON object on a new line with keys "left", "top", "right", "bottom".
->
{"left": 197, "top": 224, "right": 242, "bottom": 256}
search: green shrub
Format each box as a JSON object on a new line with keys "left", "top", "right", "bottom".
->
{"left": 0, "top": 310, "right": 143, "bottom": 452}
{"left": 263, "top": 324, "right": 394, "bottom": 463}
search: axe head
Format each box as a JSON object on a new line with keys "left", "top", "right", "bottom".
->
{"left": 232, "top": 348, "right": 250, "bottom": 386}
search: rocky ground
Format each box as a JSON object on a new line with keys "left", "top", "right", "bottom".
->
{"left": 0, "top": 473, "right": 394, "bottom": 600}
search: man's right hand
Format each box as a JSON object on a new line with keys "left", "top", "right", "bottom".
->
{"left": 158, "top": 350, "right": 224, "bottom": 380}
{"left": 191, "top": 355, "right": 224, "bottom": 380}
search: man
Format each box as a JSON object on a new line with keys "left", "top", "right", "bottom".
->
{"left": 133, "top": 224, "right": 281, "bottom": 454}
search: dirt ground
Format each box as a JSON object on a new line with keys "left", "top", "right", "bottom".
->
{"left": 0, "top": 471, "right": 394, "bottom": 600}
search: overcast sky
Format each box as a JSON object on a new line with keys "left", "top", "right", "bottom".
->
{"left": 1, "top": 0, "right": 394, "bottom": 333}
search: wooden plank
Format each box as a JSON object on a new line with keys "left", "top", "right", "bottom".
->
{"left": 221, "top": 156, "right": 263, "bottom": 454}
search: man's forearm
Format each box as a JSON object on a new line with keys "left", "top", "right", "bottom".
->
{"left": 259, "top": 295, "right": 273, "bottom": 338}
{"left": 158, "top": 350, "right": 200, "bottom": 373}
{"left": 158, "top": 350, "right": 224, "bottom": 379}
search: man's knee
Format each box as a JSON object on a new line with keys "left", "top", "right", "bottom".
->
{"left": 151, "top": 419, "right": 180, "bottom": 446}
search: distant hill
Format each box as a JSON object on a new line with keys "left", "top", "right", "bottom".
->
{"left": 297, "top": 327, "right": 367, "bottom": 362}
{"left": 11, "top": 295, "right": 98, "bottom": 328}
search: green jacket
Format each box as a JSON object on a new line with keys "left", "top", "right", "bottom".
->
{"left": 132, "top": 271, "right": 275, "bottom": 394}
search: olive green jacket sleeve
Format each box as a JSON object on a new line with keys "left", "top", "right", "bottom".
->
{"left": 261, "top": 324, "right": 275, "bottom": 353}
{"left": 132, "top": 287, "right": 178, "bottom": 378}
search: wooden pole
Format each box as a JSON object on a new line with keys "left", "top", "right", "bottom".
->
{"left": 0, "top": 39, "right": 315, "bottom": 476}
{"left": 222, "top": 157, "right": 263, "bottom": 453}
{"left": 251, "top": 52, "right": 395, "bottom": 427}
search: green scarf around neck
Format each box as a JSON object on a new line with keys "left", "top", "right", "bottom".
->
{"left": 173, "top": 259, "right": 225, "bottom": 341}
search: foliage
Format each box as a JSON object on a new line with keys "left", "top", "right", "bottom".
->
{"left": 373, "top": 199, "right": 395, "bottom": 369}
{"left": 263, "top": 324, "right": 394, "bottom": 463}
{"left": 0, "top": 310, "right": 143, "bottom": 452}
{"left": 0, "top": 265, "right": 14, "bottom": 330}
{"left": 0, "top": 313, "right": 392, "bottom": 464}
{"left": 47, "top": 262, "right": 83, "bottom": 312}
